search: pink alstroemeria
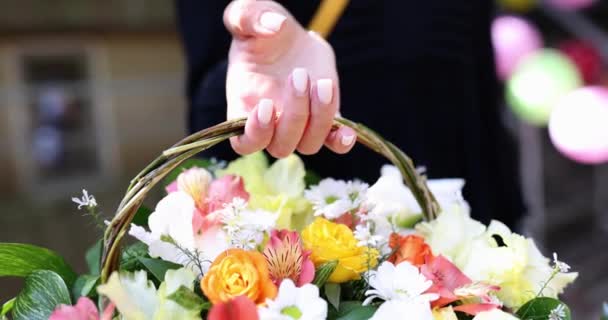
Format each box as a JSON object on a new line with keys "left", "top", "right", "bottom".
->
{"left": 263, "top": 229, "right": 315, "bottom": 287}
{"left": 193, "top": 175, "right": 250, "bottom": 234}
{"left": 421, "top": 255, "right": 500, "bottom": 316}
{"left": 165, "top": 168, "right": 249, "bottom": 235}
{"left": 49, "top": 297, "right": 115, "bottom": 320}
{"left": 206, "top": 175, "right": 250, "bottom": 213}
{"left": 208, "top": 295, "right": 259, "bottom": 320}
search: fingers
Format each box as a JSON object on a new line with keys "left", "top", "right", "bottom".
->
{"left": 230, "top": 99, "right": 276, "bottom": 155}
{"left": 324, "top": 126, "right": 357, "bottom": 154}
{"left": 297, "top": 78, "right": 338, "bottom": 155}
{"left": 224, "top": 0, "right": 288, "bottom": 38}
{"left": 266, "top": 68, "right": 310, "bottom": 158}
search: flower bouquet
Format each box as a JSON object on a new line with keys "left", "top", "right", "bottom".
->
{"left": 0, "top": 118, "right": 578, "bottom": 320}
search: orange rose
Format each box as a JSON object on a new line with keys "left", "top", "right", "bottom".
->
{"left": 388, "top": 233, "right": 433, "bottom": 267}
{"left": 201, "top": 249, "right": 277, "bottom": 305}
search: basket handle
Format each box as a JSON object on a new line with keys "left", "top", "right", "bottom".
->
{"left": 100, "top": 117, "right": 441, "bottom": 283}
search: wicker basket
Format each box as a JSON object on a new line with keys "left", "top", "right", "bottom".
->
{"left": 99, "top": 117, "right": 441, "bottom": 287}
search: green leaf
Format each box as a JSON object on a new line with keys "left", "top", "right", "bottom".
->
{"left": 71, "top": 274, "right": 99, "bottom": 300}
{"left": 335, "top": 305, "right": 377, "bottom": 320}
{"left": 85, "top": 240, "right": 102, "bottom": 276}
{"left": 120, "top": 242, "right": 149, "bottom": 272}
{"left": 516, "top": 297, "right": 571, "bottom": 320}
{"left": 324, "top": 283, "right": 341, "bottom": 312}
{"left": 304, "top": 170, "right": 322, "bottom": 187}
{"left": 12, "top": 270, "right": 71, "bottom": 320}
{"left": 131, "top": 206, "right": 153, "bottom": 227}
{"left": 601, "top": 303, "right": 608, "bottom": 320}
{"left": 137, "top": 257, "right": 181, "bottom": 282}
{"left": 1, "top": 298, "right": 15, "bottom": 317}
{"left": 327, "top": 301, "right": 377, "bottom": 320}
{"left": 167, "top": 285, "right": 211, "bottom": 312}
{"left": 313, "top": 260, "right": 338, "bottom": 288}
{"left": 163, "top": 158, "right": 214, "bottom": 188}
{"left": 0, "top": 243, "right": 76, "bottom": 287}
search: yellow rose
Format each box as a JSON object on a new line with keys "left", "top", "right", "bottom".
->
{"left": 302, "top": 218, "right": 379, "bottom": 283}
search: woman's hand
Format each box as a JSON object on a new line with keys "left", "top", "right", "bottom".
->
{"left": 223, "top": 0, "right": 356, "bottom": 158}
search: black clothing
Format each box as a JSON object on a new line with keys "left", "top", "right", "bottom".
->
{"left": 175, "top": 0, "right": 525, "bottom": 227}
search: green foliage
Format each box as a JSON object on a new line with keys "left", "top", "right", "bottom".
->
{"left": 324, "top": 283, "right": 342, "bottom": 311}
{"left": 1, "top": 298, "right": 15, "bottom": 318}
{"left": 12, "top": 270, "right": 71, "bottom": 320}
{"left": 340, "top": 278, "right": 369, "bottom": 302}
{"left": 131, "top": 206, "right": 153, "bottom": 227}
{"left": 313, "top": 260, "right": 338, "bottom": 288}
{"left": 455, "top": 312, "right": 474, "bottom": 320}
{"left": 85, "top": 240, "right": 102, "bottom": 276}
{"left": 137, "top": 257, "right": 181, "bottom": 282}
{"left": 71, "top": 274, "right": 99, "bottom": 300}
{"left": 167, "top": 285, "right": 211, "bottom": 312}
{"left": 0, "top": 243, "right": 76, "bottom": 287}
{"left": 120, "top": 242, "right": 149, "bottom": 271}
{"left": 304, "top": 170, "right": 322, "bottom": 187}
{"left": 327, "top": 301, "right": 377, "bottom": 320}
{"left": 516, "top": 297, "right": 571, "bottom": 320}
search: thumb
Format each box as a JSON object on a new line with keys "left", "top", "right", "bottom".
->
{"left": 223, "top": 0, "right": 289, "bottom": 38}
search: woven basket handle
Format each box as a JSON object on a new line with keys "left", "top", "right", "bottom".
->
{"left": 100, "top": 117, "right": 440, "bottom": 283}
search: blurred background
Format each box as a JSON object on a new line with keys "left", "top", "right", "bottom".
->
{"left": 0, "top": 0, "right": 607, "bottom": 318}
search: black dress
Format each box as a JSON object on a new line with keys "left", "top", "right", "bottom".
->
{"left": 175, "top": 0, "right": 525, "bottom": 227}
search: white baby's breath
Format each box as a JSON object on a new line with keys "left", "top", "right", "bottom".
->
{"left": 354, "top": 222, "right": 384, "bottom": 248}
{"left": 548, "top": 303, "right": 567, "bottom": 320}
{"left": 72, "top": 189, "right": 97, "bottom": 210}
{"left": 216, "top": 198, "right": 276, "bottom": 250}
{"left": 552, "top": 253, "right": 571, "bottom": 273}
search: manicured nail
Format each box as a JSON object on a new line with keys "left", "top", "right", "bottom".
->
{"left": 341, "top": 134, "right": 355, "bottom": 146}
{"left": 292, "top": 68, "right": 308, "bottom": 96}
{"left": 257, "top": 99, "right": 274, "bottom": 127}
{"left": 317, "top": 79, "right": 333, "bottom": 105}
{"left": 259, "top": 12, "right": 286, "bottom": 33}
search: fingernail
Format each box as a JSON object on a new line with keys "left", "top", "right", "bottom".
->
{"left": 341, "top": 134, "right": 355, "bottom": 146}
{"left": 259, "top": 12, "right": 286, "bottom": 33}
{"left": 317, "top": 79, "right": 333, "bottom": 105}
{"left": 257, "top": 99, "right": 274, "bottom": 127}
{"left": 292, "top": 68, "right": 308, "bottom": 96}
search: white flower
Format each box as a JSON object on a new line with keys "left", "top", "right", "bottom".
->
{"left": 552, "top": 253, "right": 571, "bottom": 273}
{"left": 97, "top": 268, "right": 200, "bottom": 320}
{"left": 365, "top": 166, "right": 468, "bottom": 233}
{"left": 354, "top": 222, "right": 384, "bottom": 248}
{"left": 449, "top": 220, "right": 578, "bottom": 309}
{"left": 346, "top": 180, "right": 368, "bottom": 209}
{"left": 215, "top": 198, "right": 277, "bottom": 250}
{"left": 129, "top": 192, "right": 229, "bottom": 271}
{"left": 258, "top": 279, "right": 327, "bottom": 320}
{"left": 370, "top": 300, "right": 433, "bottom": 320}
{"left": 416, "top": 207, "right": 485, "bottom": 268}
{"left": 72, "top": 189, "right": 97, "bottom": 210}
{"left": 363, "top": 261, "right": 438, "bottom": 306}
{"left": 549, "top": 304, "right": 567, "bottom": 320}
{"left": 305, "top": 178, "right": 363, "bottom": 219}
{"left": 473, "top": 309, "right": 519, "bottom": 320}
